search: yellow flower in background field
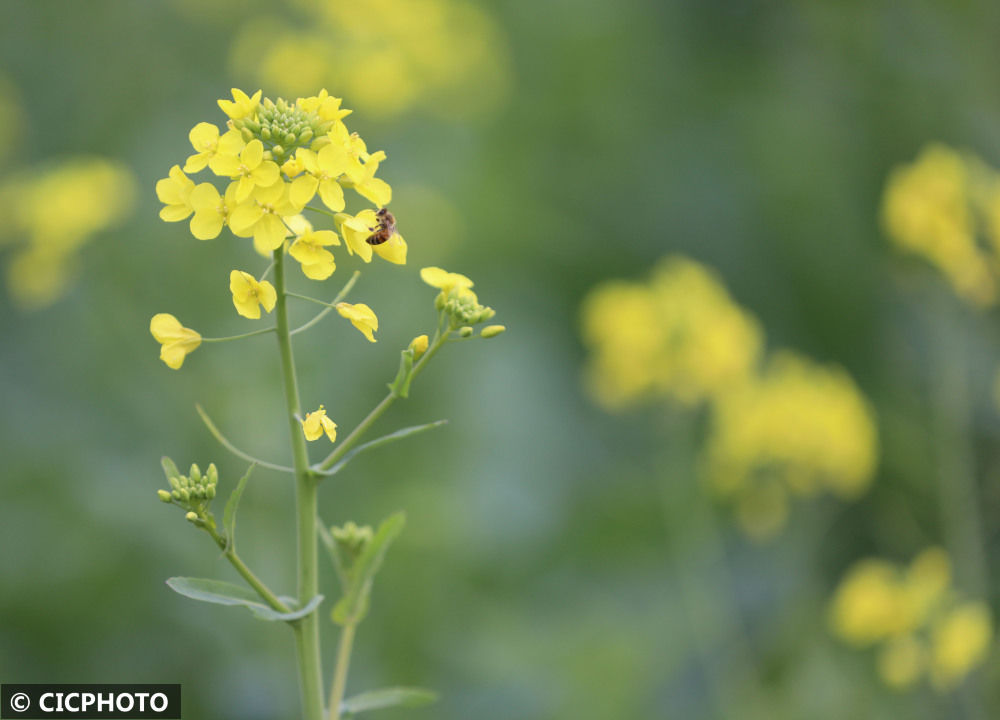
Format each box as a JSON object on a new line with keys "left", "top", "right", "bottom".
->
{"left": 301, "top": 405, "right": 337, "bottom": 442}
{"left": 150, "top": 313, "right": 202, "bottom": 369}
{"left": 929, "top": 602, "right": 993, "bottom": 690}
{"left": 225, "top": 0, "right": 511, "bottom": 121}
{"left": 336, "top": 302, "right": 378, "bottom": 342}
{"left": 703, "top": 351, "right": 877, "bottom": 536}
{"left": 830, "top": 548, "right": 993, "bottom": 692}
{"left": 229, "top": 270, "right": 277, "bottom": 319}
{"left": 882, "top": 144, "right": 1000, "bottom": 307}
{"left": 0, "top": 158, "right": 135, "bottom": 308}
{"left": 580, "top": 257, "right": 763, "bottom": 409}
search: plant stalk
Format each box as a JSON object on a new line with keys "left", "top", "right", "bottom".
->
{"left": 273, "top": 249, "right": 325, "bottom": 720}
{"left": 327, "top": 623, "right": 357, "bottom": 720}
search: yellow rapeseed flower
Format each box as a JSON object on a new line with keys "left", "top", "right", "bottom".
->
{"left": 229, "top": 270, "right": 277, "bottom": 319}
{"left": 292, "top": 145, "right": 349, "bottom": 210}
{"left": 228, "top": 180, "right": 304, "bottom": 255}
{"left": 188, "top": 182, "right": 239, "bottom": 240}
{"left": 184, "top": 123, "right": 245, "bottom": 173}
{"left": 301, "top": 405, "right": 337, "bottom": 442}
{"left": 420, "top": 266, "right": 474, "bottom": 294}
{"left": 150, "top": 313, "right": 201, "bottom": 369}
{"left": 334, "top": 209, "right": 378, "bottom": 263}
{"left": 156, "top": 165, "right": 196, "bottom": 222}
{"left": 209, "top": 139, "right": 280, "bottom": 203}
{"left": 336, "top": 302, "right": 378, "bottom": 342}
{"left": 289, "top": 223, "right": 340, "bottom": 280}
{"left": 829, "top": 559, "right": 908, "bottom": 646}
{"left": 408, "top": 334, "right": 429, "bottom": 358}
{"left": 218, "top": 88, "right": 262, "bottom": 120}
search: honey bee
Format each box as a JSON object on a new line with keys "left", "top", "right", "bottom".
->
{"left": 366, "top": 207, "right": 397, "bottom": 245}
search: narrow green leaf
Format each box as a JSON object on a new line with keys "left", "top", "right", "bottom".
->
{"left": 331, "top": 512, "right": 405, "bottom": 625}
{"left": 161, "top": 456, "right": 180, "bottom": 481}
{"left": 341, "top": 687, "right": 438, "bottom": 715}
{"left": 316, "top": 421, "right": 447, "bottom": 477}
{"left": 166, "top": 577, "right": 323, "bottom": 622}
{"left": 223, "top": 462, "right": 255, "bottom": 550}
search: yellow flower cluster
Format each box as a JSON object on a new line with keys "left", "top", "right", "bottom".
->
{"left": 580, "top": 257, "right": 763, "bottom": 409}
{"left": 580, "top": 256, "right": 877, "bottom": 538}
{"left": 155, "top": 88, "right": 405, "bottom": 272}
{"left": 883, "top": 144, "right": 1000, "bottom": 307}
{"left": 704, "top": 352, "right": 877, "bottom": 539}
{"left": 224, "top": 0, "right": 511, "bottom": 120}
{"left": 0, "top": 158, "right": 135, "bottom": 308}
{"left": 829, "top": 548, "right": 993, "bottom": 691}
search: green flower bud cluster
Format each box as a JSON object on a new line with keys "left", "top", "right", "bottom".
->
{"left": 441, "top": 289, "right": 496, "bottom": 327}
{"left": 158, "top": 457, "right": 218, "bottom": 524}
{"left": 231, "top": 97, "right": 334, "bottom": 165}
{"left": 331, "top": 521, "right": 373, "bottom": 567}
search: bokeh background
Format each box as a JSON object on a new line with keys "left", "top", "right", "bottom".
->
{"left": 3, "top": 1, "right": 1000, "bottom": 718}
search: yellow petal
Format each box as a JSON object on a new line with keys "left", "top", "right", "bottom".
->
{"left": 373, "top": 233, "right": 406, "bottom": 265}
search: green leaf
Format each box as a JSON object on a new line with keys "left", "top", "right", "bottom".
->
{"left": 341, "top": 687, "right": 437, "bottom": 716}
{"left": 331, "top": 512, "right": 405, "bottom": 625}
{"left": 166, "top": 577, "right": 323, "bottom": 622}
{"left": 223, "top": 462, "right": 255, "bottom": 550}
{"left": 318, "top": 421, "right": 447, "bottom": 477}
{"left": 161, "top": 456, "right": 181, "bottom": 481}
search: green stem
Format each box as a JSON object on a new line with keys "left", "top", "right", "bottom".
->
{"left": 202, "top": 522, "right": 291, "bottom": 614}
{"left": 328, "top": 623, "right": 357, "bottom": 720}
{"left": 273, "top": 249, "right": 325, "bottom": 720}
{"left": 201, "top": 327, "right": 275, "bottom": 343}
{"left": 287, "top": 292, "right": 343, "bottom": 309}
{"left": 316, "top": 328, "right": 447, "bottom": 473}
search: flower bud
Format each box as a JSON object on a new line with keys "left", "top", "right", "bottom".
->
{"left": 481, "top": 324, "right": 506, "bottom": 338}
{"left": 185, "top": 511, "right": 199, "bottom": 523}
{"left": 299, "top": 128, "right": 314, "bottom": 144}
{"left": 460, "top": 326, "right": 474, "bottom": 337}
{"left": 178, "top": 488, "right": 191, "bottom": 502}
{"left": 189, "top": 463, "right": 201, "bottom": 483}
{"left": 157, "top": 489, "right": 173, "bottom": 503}
{"left": 207, "top": 463, "right": 218, "bottom": 485}
{"left": 206, "top": 485, "right": 216, "bottom": 499}
{"left": 408, "top": 334, "right": 429, "bottom": 359}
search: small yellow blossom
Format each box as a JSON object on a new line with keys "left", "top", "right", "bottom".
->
{"left": 188, "top": 182, "right": 239, "bottom": 240}
{"left": 184, "top": 123, "right": 245, "bottom": 173}
{"left": 829, "top": 559, "right": 908, "bottom": 646}
{"left": 292, "top": 144, "right": 349, "bottom": 210}
{"left": 209, "top": 139, "right": 280, "bottom": 203}
{"left": 334, "top": 209, "right": 377, "bottom": 262}
{"left": 229, "top": 270, "right": 277, "bottom": 319}
{"left": 409, "top": 334, "right": 429, "bottom": 358}
{"left": 289, "top": 225, "right": 340, "bottom": 280}
{"left": 929, "top": 602, "right": 993, "bottom": 690}
{"left": 218, "top": 88, "right": 262, "bottom": 120}
{"left": 228, "top": 180, "right": 304, "bottom": 255}
{"left": 336, "top": 302, "right": 378, "bottom": 342}
{"left": 420, "top": 266, "right": 474, "bottom": 294}
{"left": 156, "top": 165, "right": 196, "bottom": 222}
{"left": 150, "top": 313, "right": 201, "bottom": 369}
{"left": 301, "top": 405, "right": 337, "bottom": 442}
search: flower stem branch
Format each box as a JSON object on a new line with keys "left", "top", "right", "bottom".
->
{"left": 195, "top": 404, "right": 295, "bottom": 474}
{"left": 315, "top": 327, "right": 447, "bottom": 474}
{"left": 201, "top": 327, "right": 275, "bottom": 343}
{"left": 291, "top": 271, "right": 360, "bottom": 337}
{"left": 202, "top": 519, "right": 292, "bottom": 614}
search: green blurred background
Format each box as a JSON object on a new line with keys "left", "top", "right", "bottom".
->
{"left": 3, "top": 1, "right": 1000, "bottom": 718}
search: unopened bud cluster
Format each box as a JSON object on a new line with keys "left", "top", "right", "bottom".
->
{"left": 231, "top": 97, "right": 336, "bottom": 165}
{"left": 158, "top": 457, "right": 218, "bottom": 524}
{"left": 331, "top": 521, "right": 373, "bottom": 566}
{"left": 439, "top": 288, "right": 496, "bottom": 327}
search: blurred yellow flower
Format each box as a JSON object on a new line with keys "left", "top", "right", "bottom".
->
{"left": 929, "top": 602, "right": 993, "bottom": 690}
{"left": 703, "top": 351, "right": 878, "bottom": 536}
{"left": 0, "top": 157, "right": 135, "bottom": 308}
{"left": 580, "top": 257, "right": 762, "bottom": 409}
{"left": 883, "top": 144, "right": 1000, "bottom": 307}
{"left": 301, "top": 405, "right": 338, "bottom": 442}
{"left": 830, "top": 549, "right": 993, "bottom": 692}
{"left": 150, "top": 313, "right": 202, "bottom": 369}
{"left": 336, "top": 302, "right": 378, "bottom": 342}
{"left": 229, "top": 270, "right": 277, "bottom": 319}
